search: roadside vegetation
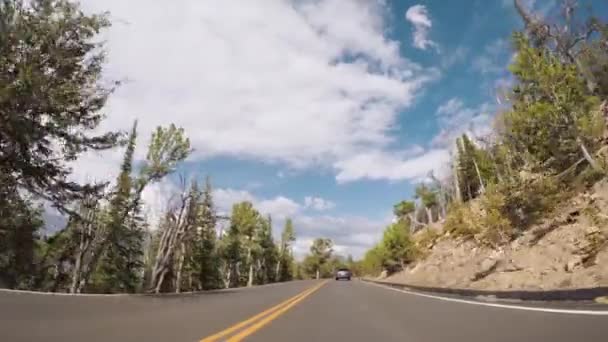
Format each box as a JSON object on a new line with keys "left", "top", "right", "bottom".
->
{"left": 360, "top": 0, "right": 608, "bottom": 278}
{"left": 0, "top": 0, "right": 306, "bottom": 293}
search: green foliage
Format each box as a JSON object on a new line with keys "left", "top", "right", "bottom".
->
{"left": 456, "top": 134, "right": 489, "bottom": 201}
{"left": 94, "top": 122, "right": 143, "bottom": 293}
{"left": 415, "top": 184, "right": 437, "bottom": 208}
{"left": 359, "top": 245, "right": 385, "bottom": 276}
{"left": 380, "top": 221, "right": 416, "bottom": 273}
{"left": 300, "top": 238, "right": 333, "bottom": 279}
{"left": 191, "top": 178, "right": 221, "bottom": 290}
{"left": 277, "top": 218, "right": 296, "bottom": 282}
{"left": 254, "top": 215, "right": 278, "bottom": 285}
{"left": 141, "top": 124, "right": 192, "bottom": 184}
{"left": 443, "top": 202, "right": 481, "bottom": 239}
{"left": 393, "top": 200, "right": 415, "bottom": 220}
{"left": 505, "top": 34, "right": 602, "bottom": 174}
{"left": 0, "top": 0, "right": 122, "bottom": 210}
{"left": 443, "top": 174, "right": 562, "bottom": 247}
{"left": 357, "top": 221, "right": 418, "bottom": 277}
{"left": 0, "top": 181, "right": 44, "bottom": 289}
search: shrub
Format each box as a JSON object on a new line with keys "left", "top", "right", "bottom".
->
{"left": 444, "top": 202, "right": 481, "bottom": 240}
{"left": 478, "top": 185, "right": 515, "bottom": 247}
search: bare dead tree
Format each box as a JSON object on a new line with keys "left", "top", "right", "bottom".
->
{"left": 69, "top": 196, "right": 101, "bottom": 293}
{"left": 149, "top": 180, "right": 194, "bottom": 293}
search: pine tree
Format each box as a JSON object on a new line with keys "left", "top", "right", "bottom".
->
{"left": 0, "top": 0, "right": 122, "bottom": 212}
{"left": 95, "top": 122, "right": 143, "bottom": 293}
{"left": 255, "top": 215, "right": 278, "bottom": 284}
{"left": 505, "top": 33, "right": 603, "bottom": 175}
{"left": 414, "top": 184, "right": 438, "bottom": 224}
{"left": 0, "top": 177, "right": 43, "bottom": 289}
{"left": 456, "top": 134, "right": 486, "bottom": 201}
{"left": 276, "top": 218, "right": 296, "bottom": 281}
{"left": 192, "top": 177, "right": 220, "bottom": 290}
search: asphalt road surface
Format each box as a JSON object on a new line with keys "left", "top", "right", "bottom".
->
{"left": 1, "top": 279, "right": 607, "bottom": 342}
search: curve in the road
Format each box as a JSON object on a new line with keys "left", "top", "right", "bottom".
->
{"left": 363, "top": 281, "right": 608, "bottom": 315}
{"left": 200, "top": 280, "right": 328, "bottom": 342}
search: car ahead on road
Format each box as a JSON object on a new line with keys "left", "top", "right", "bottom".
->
{"left": 335, "top": 268, "right": 352, "bottom": 281}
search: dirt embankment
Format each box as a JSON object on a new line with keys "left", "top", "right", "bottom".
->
{"left": 383, "top": 181, "right": 608, "bottom": 291}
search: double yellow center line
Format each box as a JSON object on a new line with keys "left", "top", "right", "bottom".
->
{"left": 200, "top": 280, "right": 328, "bottom": 342}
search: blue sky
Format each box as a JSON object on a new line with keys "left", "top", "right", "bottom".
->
{"left": 71, "top": 0, "right": 607, "bottom": 258}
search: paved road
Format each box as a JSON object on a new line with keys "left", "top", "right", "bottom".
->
{"left": 1, "top": 279, "right": 607, "bottom": 341}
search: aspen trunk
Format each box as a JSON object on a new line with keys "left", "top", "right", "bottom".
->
{"left": 275, "top": 259, "right": 281, "bottom": 281}
{"left": 453, "top": 159, "right": 462, "bottom": 203}
{"left": 70, "top": 248, "right": 84, "bottom": 294}
{"left": 223, "top": 264, "right": 231, "bottom": 289}
{"left": 473, "top": 157, "right": 486, "bottom": 195}
{"left": 247, "top": 247, "right": 254, "bottom": 287}
{"left": 174, "top": 242, "right": 186, "bottom": 293}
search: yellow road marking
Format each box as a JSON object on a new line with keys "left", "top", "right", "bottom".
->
{"left": 200, "top": 281, "right": 327, "bottom": 342}
{"left": 226, "top": 281, "right": 328, "bottom": 342}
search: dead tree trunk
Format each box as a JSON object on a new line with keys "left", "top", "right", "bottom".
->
{"left": 452, "top": 158, "right": 462, "bottom": 203}
{"left": 224, "top": 265, "right": 231, "bottom": 289}
{"left": 174, "top": 242, "right": 186, "bottom": 293}
{"left": 247, "top": 247, "right": 254, "bottom": 287}
{"left": 69, "top": 198, "right": 99, "bottom": 294}
{"left": 275, "top": 258, "right": 281, "bottom": 281}
{"left": 425, "top": 207, "right": 433, "bottom": 224}
{"left": 578, "top": 138, "right": 604, "bottom": 173}
{"left": 473, "top": 157, "right": 486, "bottom": 195}
{"left": 149, "top": 192, "right": 190, "bottom": 293}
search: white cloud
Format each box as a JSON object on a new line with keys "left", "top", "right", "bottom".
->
{"left": 334, "top": 148, "right": 449, "bottom": 183}
{"left": 292, "top": 213, "right": 390, "bottom": 258}
{"left": 257, "top": 196, "right": 301, "bottom": 221}
{"left": 74, "top": 0, "right": 438, "bottom": 183}
{"left": 405, "top": 4, "right": 438, "bottom": 51}
{"left": 303, "top": 196, "right": 336, "bottom": 211}
{"left": 433, "top": 97, "right": 495, "bottom": 148}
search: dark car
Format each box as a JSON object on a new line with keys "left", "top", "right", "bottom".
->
{"left": 335, "top": 268, "right": 352, "bottom": 281}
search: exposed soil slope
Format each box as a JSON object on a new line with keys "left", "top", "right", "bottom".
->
{"left": 383, "top": 181, "right": 608, "bottom": 290}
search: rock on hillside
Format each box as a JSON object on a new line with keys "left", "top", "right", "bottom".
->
{"left": 384, "top": 180, "right": 608, "bottom": 290}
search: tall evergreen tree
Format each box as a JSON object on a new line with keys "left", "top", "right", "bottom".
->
{"left": 0, "top": 178, "right": 43, "bottom": 289}
{"left": 95, "top": 122, "right": 143, "bottom": 293}
{"left": 276, "top": 218, "right": 296, "bottom": 281}
{"left": 255, "top": 215, "right": 278, "bottom": 284}
{"left": 0, "top": 0, "right": 122, "bottom": 212}
{"left": 192, "top": 177, "right": 220, "bottom": 290}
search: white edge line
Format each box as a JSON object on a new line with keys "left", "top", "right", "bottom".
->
{"left": 364, "top": 281, "right": 608, "bottom": 316}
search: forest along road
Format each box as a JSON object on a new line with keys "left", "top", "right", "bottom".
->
{"left": 1, "top": 279, "right": 608, "bottom": 342}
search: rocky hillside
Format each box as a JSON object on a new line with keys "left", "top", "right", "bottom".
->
{"left": 381, "top": 181, "right": 608, "bottom": 290}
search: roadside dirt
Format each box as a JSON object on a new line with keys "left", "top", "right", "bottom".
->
{"left": 383, "top": 180, "right": 608, "bottom": 290}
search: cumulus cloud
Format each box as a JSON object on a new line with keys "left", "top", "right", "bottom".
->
{"left": 405, "top": 5, "right": 438, "bottom": 51}
{"left": 433, "top": 97, "right": 495, "bottom": 148}
{"left": 334, "top": 147, "right": 448, "bottom": 183}
{"left": 74, "top": 0, "right": 438, "bottom": 184}
{"left": 304, "top": 196, "right": 336, "bottom": 211}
